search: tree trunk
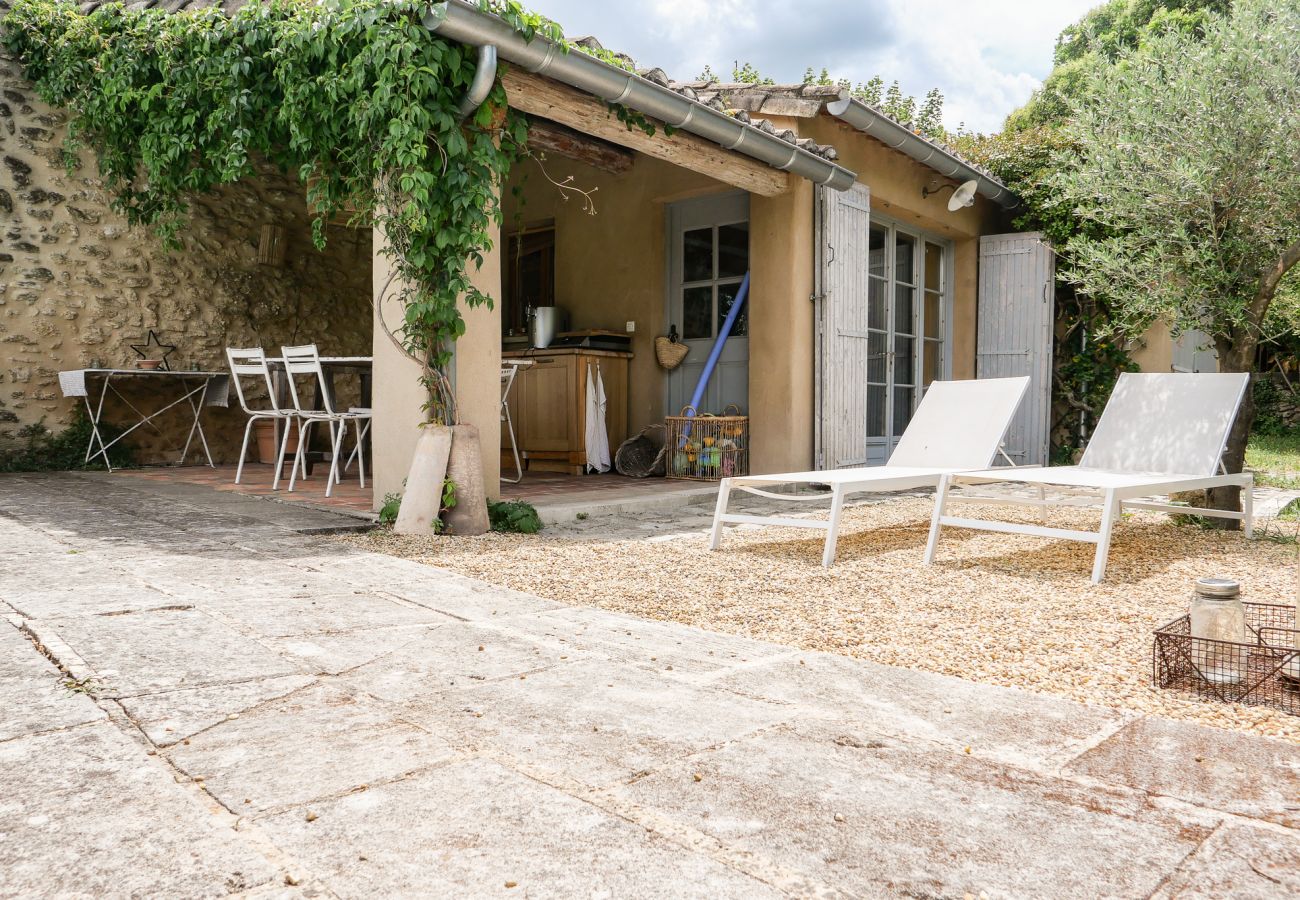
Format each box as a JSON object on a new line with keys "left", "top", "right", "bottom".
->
{"left": 1205, "top": 348, "right": 1256, "bottom": 527}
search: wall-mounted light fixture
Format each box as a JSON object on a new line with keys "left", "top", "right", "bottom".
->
{"left": 921, "top": 178, "right": 979, "bottom": 212}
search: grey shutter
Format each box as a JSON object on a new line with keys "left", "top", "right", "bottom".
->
{"left": 816, "top": 183, "right": 872, "bottom": 469}
{"left": 976, "top": 232, "right": 1054, "bottom": 465}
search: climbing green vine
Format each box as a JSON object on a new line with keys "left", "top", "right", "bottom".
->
{"left": 0, "top": 0, "right": 561, "bottom": 421}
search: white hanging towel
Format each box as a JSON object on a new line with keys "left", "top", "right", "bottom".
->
{"left": 585, "top": 362, "right": 611, "bottom": 473}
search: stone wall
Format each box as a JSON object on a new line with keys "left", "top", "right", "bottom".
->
{"left": 0, "top": 49, "right": 373, "bottom": 465}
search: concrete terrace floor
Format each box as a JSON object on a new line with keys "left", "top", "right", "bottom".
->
{"left": 1, "top": 473, "right": 1299, "bottom": 898}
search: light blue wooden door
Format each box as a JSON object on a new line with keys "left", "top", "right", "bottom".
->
{"left": 666, "top": 193, "right": 750, "bottom": 416}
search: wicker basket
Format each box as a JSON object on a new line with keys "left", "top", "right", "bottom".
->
{"left": 614, "top": 424, "right": 666, "bottom": 478}
{"left": 664, "top": 406, "right": 748, "bottom": 481}
{"left": 654, "top": 335, "right": 689, "bottom": 370}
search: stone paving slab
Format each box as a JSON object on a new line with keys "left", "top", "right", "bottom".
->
{"left": 1151, "top": 823, "right": 1300, "bottom": 898}
{"left": 0, "top": 723, "right": 277, "bottom": 897}
{"left": 118, "top": 674, "right": 318, "bottom": 747}
{"left": 166, "top": 683, "right": 458, "bottom": 814}
{"left": 712, "top": 651, "right": 1133, "bottom": 768}
{"left": 30, "top": 607, "right": 298, "bottom": 696}
{"left": 1065, "top": 716, "right": 1300, "bottom": 830}
{"left": 259, "top": 758, "right": 782, "bottom": 899}
{"left": 196, "top": 589, "right": 447, "bottom": 638}
{"left": 402, "top": 657, "right": 794, "bottom": 789}
{"left": 267, "top": 623, "right": 446, "bottom": 676}
{"left": 617, "top": 719, "right": 1221, "bottom": 900}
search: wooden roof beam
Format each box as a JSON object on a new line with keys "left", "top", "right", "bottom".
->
{"left": 503, "top": 69, "right": 790, "bottom": 197}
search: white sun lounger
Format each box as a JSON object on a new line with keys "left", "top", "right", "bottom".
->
{"left": 708, "top": 376, "right": 1030, "bottom": 567}
{"left": 923, "top": 372, "right": 1253, "bottom": 583}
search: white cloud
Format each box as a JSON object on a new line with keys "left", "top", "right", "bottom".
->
{"left": 528, "top": 0, "right": 1098, "bottom": 132}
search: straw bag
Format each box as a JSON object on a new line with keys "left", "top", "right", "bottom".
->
{"left": 654, "top": 327, "right": 689, "bottom": 370}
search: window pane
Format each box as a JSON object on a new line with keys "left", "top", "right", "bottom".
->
{"left": 718, "top": 280, "right": 748, "bottom": 336}
{"left": 868, "top": 331, "right": 887, "bottom": 384}
{"left": 684, "top": 227, "right": 713, "bottom": 282}
{"left": 868, "top": 277, "right": 886, "bottom": 330}
{"left": 893, "top": 386, "right": 915, "bottom": 435}
{"left": 924, "top": 291, "right": 942, "bottom": 339}
{"left": 894, "top": 284, "right": 914, "bottom": 335}
{"left": 683, "top": 285, "right": 712, "bottom": 339}
{"left": 869, "top": 226, "right": 887, "bottom": 278}
{"left": 868, "top": 384, "right": 887, "bottom": 438}
{"left": 924, "top": 241, "right": 943, "bottom": 293}
{"left": 895, "top": 232, "right": 915, "bottom": 285}
{"left": 923, "top": 339, "right": 942, "bottom": 386}
{"left": 718, "top": 223, "right": 749, "bottom": 278}
{"left": 894, "top": 336, "right": 914, "bottom": 386}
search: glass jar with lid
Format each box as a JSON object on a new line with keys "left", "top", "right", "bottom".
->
{"left": 1189, "top": 577, "right": 1246, "bottom": 685}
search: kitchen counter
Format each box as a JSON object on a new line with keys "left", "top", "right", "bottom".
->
{"left": 504, "top": 346, "right": 633, "bottom": 360}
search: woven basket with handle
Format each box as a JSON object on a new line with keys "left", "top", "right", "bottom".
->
{"left": 654, "top": 334, "right": 689, "bottom": 370}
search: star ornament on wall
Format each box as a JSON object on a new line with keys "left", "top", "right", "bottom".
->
{"left": 130, "top": 330, "right": 177, "bottom": 371}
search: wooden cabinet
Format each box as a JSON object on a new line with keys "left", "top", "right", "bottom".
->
{"left": 502, "top": 349, "right": 630, "bottom": 474}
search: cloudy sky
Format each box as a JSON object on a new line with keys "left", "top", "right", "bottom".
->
{"left": 533, "top": 0, "right": 1100, "bottom": 133}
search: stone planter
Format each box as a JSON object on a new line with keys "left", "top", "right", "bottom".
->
{"left": 444, "top": 423, "right": 490, "bottom": 536}
{"left": 393, "top": 424, "right": 453, "bottom": 535}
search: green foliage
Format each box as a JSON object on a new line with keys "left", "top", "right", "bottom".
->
{"left": 487, "top": 499, "right": 542, "bottom": 534}
{"left": 378, "top": 492, "right": 402, "bottom": 525}
{"left": 0, "top": 412, "right": 135, "bottom": 472}
{"left": 731, "top": 61, "right": 773, "bottom": 85}
{"left": 1249, "top": 378, "right": 1298, "bottom": 438}
{"left": 1055, "top": 0, "right": 1300, "bottom": 369}
{"left": 0, "top": 0, "right": 556, "bottom": 424}
{"left": 1009, "top": 0, "right": 1231, "bottom": 132}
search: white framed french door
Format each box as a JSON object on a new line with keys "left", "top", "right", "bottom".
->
{"left": 665, "top": 192, "right": 750, "bottom": 416}
{"left": 866, "top": 219, "right": 952, "bottom": 463}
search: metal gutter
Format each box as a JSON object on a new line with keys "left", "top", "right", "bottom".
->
{"left": 457, "top": 44, "right": 499, "bottom": 119}
{"left": 825, "top": 93, "right": 1017, "bottom": 208}
{"left": 425, "top": 1, "right": 858, "bottom": 192}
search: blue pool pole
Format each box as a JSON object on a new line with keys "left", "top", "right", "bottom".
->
{"left": 686, "top": 271, "right": 750, "bottom": 419}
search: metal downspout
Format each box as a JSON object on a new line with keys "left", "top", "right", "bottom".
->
{"left": 458, "top": 44, "right": 499, "bottom": 119}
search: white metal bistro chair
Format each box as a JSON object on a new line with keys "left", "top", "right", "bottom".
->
{"left": 225, "top": 347, "right": 299, "bottom": 488}
{"left": 709, "top": 377, "right": 1031, "bottom": 567}
{"left": 280, "top": 344, "right": 372, "bottom": 498}
{"left": 500, "top": 360, "right": 533, "bottom": 483}
{"left": 924, "top": 372, "right": 1254, "bottom": 583}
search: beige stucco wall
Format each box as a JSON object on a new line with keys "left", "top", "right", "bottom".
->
{"left": 0, "top": 50, "right": 372, "bottom": 464}
{"left": 369, "top": 218, "right": 502, "bottom": 509}
{"left": 748, "top": 179, "right": 816, "bottom": 473}
{"left": 502, "top": 153, "right": 726, "bottom": 435}
{"left": 1129, "top": 320, "right": 1174, "bottom": 373}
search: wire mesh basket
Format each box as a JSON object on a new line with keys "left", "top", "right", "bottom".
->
{"left": 1152, "top": 602, "right": 1300, "bottom": 715}
{"left": 663, "top": 406, "right": 748, "bottom": 481}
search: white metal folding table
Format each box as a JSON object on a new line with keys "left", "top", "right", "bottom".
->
{"left": 58, "top": 368, "right": 230, "bottom": 471}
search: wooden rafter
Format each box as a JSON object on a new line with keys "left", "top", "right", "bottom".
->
{"left": 503, "top": 69, "right": 790, "bottom": 196}
{"left": 524, "top": 116, "right": 634, "bottom": 175}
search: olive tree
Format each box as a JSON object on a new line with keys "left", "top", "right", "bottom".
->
{"left": 1057, "top": 0, "right": 1300, "bottom": 516}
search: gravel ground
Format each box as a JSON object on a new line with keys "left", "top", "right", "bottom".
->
{"left": 347, "top": 497, "right": 1300, "bottom": 744}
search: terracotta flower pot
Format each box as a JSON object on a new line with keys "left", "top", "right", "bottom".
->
{"left": 253, "top": 419, "right": 299, "bottom": 466}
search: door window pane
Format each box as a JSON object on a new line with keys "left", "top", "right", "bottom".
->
{"left": 867, "top": 384, "right": 887, "bottom": 437}
{"left": 924, "top": 241, "right": 943, "bottom": 293}
{"left": 718, "top": 223, "right": 749, "bottom": 278}
{"left": 683, "top": 285, "right": 713, "bottom": 339}
{"left": 684, "top": 228, "right": 713, "bottom": 282}
{"left": 718, "top": 281, "right": 748, "bottom": 336}
{"left": 923, "top": 339, "right": 942, "bottom": 386}
{"left": 894, "top": 285, "right": 914, "bottom": 336}
{"left": 868, "top": 277, "right": 886, "bottom": 330}
{"left": 895, "top": 233, "right": 915, "bottom": 285}
{"left": 867, "top": 331, "right": 887, "bottom": 384}
{"left": 869, "top": 226, "right": 887, "bottom": 277}
{"left": 893, "top": 386, "right": 915, "bottom": 435}
{"left": 894, "top": 336, "right": 915, "bottom": 386}
{"left": 924, "top": 291, "right": 943, "bottom": 339}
